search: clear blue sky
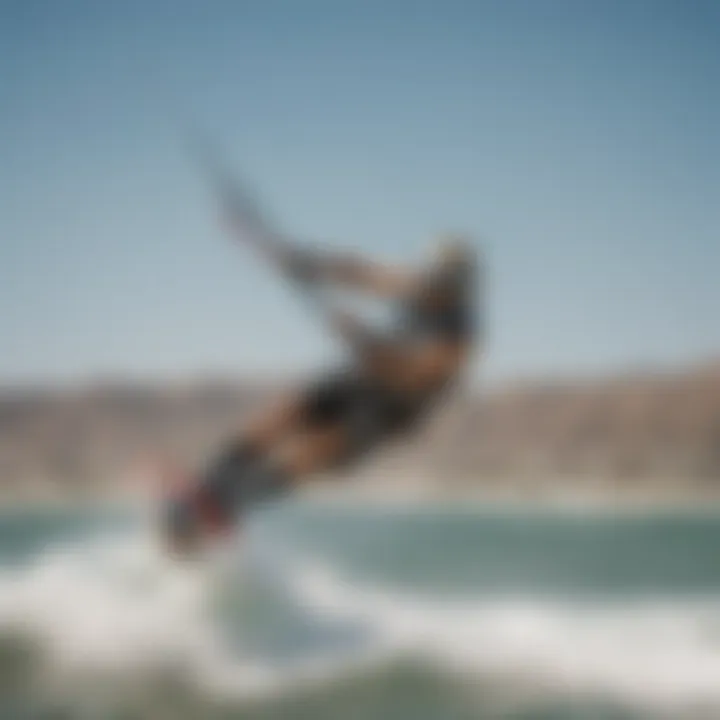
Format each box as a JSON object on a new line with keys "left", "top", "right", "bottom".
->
{"left": 2, "top": 0, "right": 718, "bottom": 386}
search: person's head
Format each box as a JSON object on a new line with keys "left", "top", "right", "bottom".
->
{"left": 434, "top": 231, "right": 477, "bottom": 269}
{"left": 424, "top": 232, "right": 478, "bottom": 303}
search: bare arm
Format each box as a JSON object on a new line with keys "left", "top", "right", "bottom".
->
{"left": 200, "top": 145, "right": 420, "bottom": 301}
{"left": 295, "top": 250, "right": 421, "bottom": 300}
{"left": 221, "top": 202, "right": 421, "bottom": 300}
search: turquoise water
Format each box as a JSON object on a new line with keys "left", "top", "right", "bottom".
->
{"left": 1, "top": 502, "right": 719, "bottom": 719}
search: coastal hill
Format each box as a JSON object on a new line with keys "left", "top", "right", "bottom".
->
{"left": 1, "top": 361, "right": 719, "bottom": 501}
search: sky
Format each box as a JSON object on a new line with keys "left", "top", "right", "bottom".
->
{"left": 1, "top": 0, "right": 719, "bottom": 387}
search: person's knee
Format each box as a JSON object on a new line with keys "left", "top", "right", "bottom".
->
{"left": 242, "top": 394, "right": 303, "bottom": 446}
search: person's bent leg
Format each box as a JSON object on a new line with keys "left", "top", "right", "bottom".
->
{"left": 225, "top": 392, "right": 306, "bottom": 456}
{"left": 162, "top": 391, "right": 307, "bottom": 550}
{"left": 196, "top": 390, "right": 309, "bottom": 504}
{"left": 162, "top": 372, "right": 367, "bottom": 553}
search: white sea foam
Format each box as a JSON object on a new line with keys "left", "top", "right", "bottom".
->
{"left": 283, "top": 556, "right": 720, "bottom": 709}
{"left": 0, "top": 528, "right": 719, "bottom": 712}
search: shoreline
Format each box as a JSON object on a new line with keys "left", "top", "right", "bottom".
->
{"left": 2, "top": 477, "right": 720, "bottom": 516}
{"left": 298, "top": 484, "right": 720, "bottom": 516}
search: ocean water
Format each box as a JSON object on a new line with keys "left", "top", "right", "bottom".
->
{"left": 0, "top": 500, "right": 719, "bottom": 719}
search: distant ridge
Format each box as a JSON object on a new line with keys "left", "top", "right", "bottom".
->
{"left": 1, "top": 358, "right": 718, "bottom": 498}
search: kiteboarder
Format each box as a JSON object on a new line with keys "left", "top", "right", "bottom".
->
{"left": 161, "top": 150, "right": 483, "bottom": 555}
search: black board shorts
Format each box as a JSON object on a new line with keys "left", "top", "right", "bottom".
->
{"left": 297, "top": 369, "right": 423, "bottom": 465}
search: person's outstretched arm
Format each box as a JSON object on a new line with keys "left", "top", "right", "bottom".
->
{"left": 200, "top": 144, "right": 422, "bottom": 300}
{"left": 278, "top": 246, "right": 422, "bottom": 300}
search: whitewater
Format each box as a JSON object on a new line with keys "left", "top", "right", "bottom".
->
{"left": 0, "top": 504, "right": 719, "bottom": 719}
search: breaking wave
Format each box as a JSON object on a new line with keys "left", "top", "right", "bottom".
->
{"left": 0, "top": 521, "right": 719, "bottom": 713}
